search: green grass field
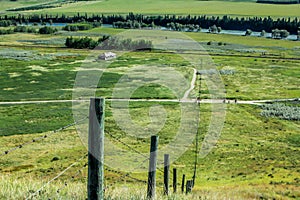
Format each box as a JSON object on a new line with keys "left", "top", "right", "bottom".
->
{"left": 0, "top": 13, "right": 299, "bottom": 199}
{"left": 1, "top": 0, "right": 300, "bottom": 17}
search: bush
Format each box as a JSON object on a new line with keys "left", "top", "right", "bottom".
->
{"left": 261, "top": 103, "right": 300, "bottom": 121}
{"left": 14, "top": 26, "right": 27, "bottom": 33}
{"left": 0, "top": 20, "right": 14, "bottom": 27}
{"left": 65, "top": 36, "right": 153, "bottom": 50}
{"left": 0, "top": 29, "right": 14, "bottom": 35}
{"left": 38, "top": 26, "right": 57, "bottom": 34}
{"left": 65, "top": 36, "right": 100, "bottom": 49}
{"left": 63, "top": 23, "right": 95, "bottom": 31}
{"left": 245, "top": 29, "right": 252, "bottom": 36}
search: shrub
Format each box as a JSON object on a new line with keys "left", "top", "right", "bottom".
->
{"left": 65, "top": 36, "right": 153, "bottom": 50}
{"left": 261, "top": 103, "right": 300, "bottom": 121}
{"left": 39, "top": 26, "right": 57, "bottom": 34}
{"left": 63, "top": 23, "right": 93, "bottom": 31}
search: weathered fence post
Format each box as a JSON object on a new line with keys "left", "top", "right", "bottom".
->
{"left": 163, "top": 154, "right": 170, "bottom": 196}
{"left": 147, "top": 135, "right": 159, "bottom": 199}
{"left": 186, "top": 180, "right": 193, "bottom": 194}
{"left": 181, "top": 174, "right": 185, "bottom": 193}
{"left": 173, "top": 168, "right": 177, "bottom": 193}
{"left": 88, "top": 98, "right": 105, "bottom": 200}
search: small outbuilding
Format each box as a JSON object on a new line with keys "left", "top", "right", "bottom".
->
{"left": 98, "top": 52, "right": 117, "bottom": 60}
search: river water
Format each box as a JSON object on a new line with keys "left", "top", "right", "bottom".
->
{"left": 22, "top": 23, "right": 298, "bottom": 41}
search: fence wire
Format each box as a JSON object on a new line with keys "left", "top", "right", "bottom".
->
{"left": 26, "top": 153, "right": 88, "bottom": 200}
{"left": 47, "top": 160, "right": 88, "bottom": 200}
{"left": 1, "top": 116, "right": 88, "bottom": 157}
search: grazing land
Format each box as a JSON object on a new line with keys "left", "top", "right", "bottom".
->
{"left": 0, "top": 0, "right": 299, "bottom": 17}
{"left": 0, "top": 0, "right": 299, "bottom": 199}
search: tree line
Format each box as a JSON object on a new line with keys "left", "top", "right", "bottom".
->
{"left": 0, "top": 26, "right": 57, "bottom": 35}
{"left": 63, "top": 21, "right": 102, "bottom": 31}
{"left": 65, "top": 35, "right": 153, "bottom": 50}
{"left": 1, "top": 13, "right": 299, "bottom": 34}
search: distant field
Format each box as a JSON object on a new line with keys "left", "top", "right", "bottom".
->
{"left": 0, "top": 0, "right": 53, "bottom": 12}
{"left": 1, "top": 0, "right": 300, "bottom": 17}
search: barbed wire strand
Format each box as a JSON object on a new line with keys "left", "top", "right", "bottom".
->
{"left": 26, "top": 153, "right": 88, "bottom": 200}
{"left": 48, "top": 161, "right": 88, "bottom": 200}
{"left": 105, "top": 131, "right": 150, "bottom": 160}
{"left": 105, "top": 166, "right": 147, "bottom": 185}
{"left": 1, "top": 116, "right": 88, "bottom": 157}
{"left": 106, "top": 131, "right": 166, "bottom": 175}
{"left": 105, "top": 157, "right": 149, "bottom": 190}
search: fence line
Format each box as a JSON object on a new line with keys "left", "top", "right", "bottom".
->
{"left": 26, "top": 153, "right": 88, "bottom": 200}
{"left": 105, "top": 166, "right": 147, "bottom": 184}
{"left": 106, "top": 131, "right": 166, "bottom": 175}
{"left": 105, "top": 157, "right": 150, "bottom": 190}
{"left": 105, "top": 131, "right": 149, "bottom": 160}
{"left": 1, "top": 116, "right": 88, "bottom": 157}
{"left": 47, "top": 161, "right": 89, "bottom": 200}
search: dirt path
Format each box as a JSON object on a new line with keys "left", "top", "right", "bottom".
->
{"left": 182, "top": 68, "right": 197, "bottom": 100}
{"left": 0, "top": 64, "right": 297, "bottom": 106}
{"left": 0, "top": 98, "right": 297, "bottom": 105}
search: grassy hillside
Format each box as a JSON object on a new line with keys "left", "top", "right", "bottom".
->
{"left": 1, "top": 0, "right": 300, "bottom": 17}
{"left": 0, "top": 25, "right": 299, "bottom": 199}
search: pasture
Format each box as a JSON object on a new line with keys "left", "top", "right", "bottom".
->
{"left": 0, "top": 0, "right": 300, "bottom": 17}
{"left": 0, "top": 21, "right": 299, "bottom": 199}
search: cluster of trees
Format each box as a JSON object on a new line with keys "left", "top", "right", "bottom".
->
{"left": 63, "top": 21, "right": 101, "bottom": 31}
{"left": 65, "top": 35, "right": 153, "bottom": 50}
{"left": 271, "top": 29, "right": 290, "bottom": 39}
{"left": 0, "top": 20, "right": 14, "bottom": 27}
{"left": 14, "top": 26, "right": 36, "bottom": 33}
{"left": 166, "top": 22, "right": 202, "bottom": 32}
{"left": 0, "top": 26, "right": 57, "bottom": 35}
{"left": 243, "top": 28, "right": 293, "bottom": 38}
{"left": 99, "top": 37, "right": 153, "bottom": 50}
{"left": 245, "top": 29, "right": 253, "bottom": 36}
{"left": 208, "top": 25, "right": 222, "bottom": 33}
{"left": 63, "top": 23, "right": 92, "bottom": 31}
{"left": 65, "top": 36, "right": 99, "bottom": 49}
{"left": 113, "top": 20, "right": 155, "bottom": 29}
{"left": 38, "top": 26, "right": 58, "bottom": 34}
{"left": 0, "top": 29, "right": 14, "bottom": 35}
{"left": 1, "top": 13, "right": 300, "bottom": 34}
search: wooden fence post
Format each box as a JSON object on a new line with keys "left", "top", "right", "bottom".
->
{"left": 186, "top": 180, "right": 193, "bottom": 194}
{"left": 181, "top": 174, "right": 185, "bottom": 193}
{"left": 147, "top": 136, "right": 159, "bottom": 199}
{"left": 163, "top": 154, "right": 170, "bottom": 196}
{"left": 173, "top": 168, "right": 177, "bottom": 193}
{"left": 88, "top": 98, "right": 105, "bottom": 200}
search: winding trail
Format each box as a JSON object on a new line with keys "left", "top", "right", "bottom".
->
{"left": 182, "top": 68, "right": 197, "bottom": 100}
{"left": 0, "top": 66, "right": 297, "bottom": 106}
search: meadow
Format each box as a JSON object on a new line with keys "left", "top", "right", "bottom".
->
{"left": 0, "top": 12, "right": 299, "bottom": 200}
{"left": 1, "top": 0, "right": 300, "bottom": 18}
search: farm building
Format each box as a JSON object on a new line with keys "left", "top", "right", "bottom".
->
{"left": 257, "top": 0, "right": 299, "bottom": 4}
{"left": 98, "top": 52, "right": 117, "bottom": 60}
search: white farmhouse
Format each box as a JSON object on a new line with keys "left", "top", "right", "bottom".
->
{"left": 98, "top": 52, "right": 117, "bottom": 60}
